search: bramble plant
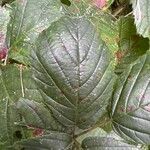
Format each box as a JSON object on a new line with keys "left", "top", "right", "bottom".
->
{"left": 0, "top": 0, "right": 150, "bottom": 149}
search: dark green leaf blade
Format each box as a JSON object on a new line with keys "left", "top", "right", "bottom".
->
{"left": 111, "top": 51, "right": 150, "bottom": 144}
{"left": 17, "top": 98, "right": 64, "bottom": 132}
{"left": 32, "top": 16, "right": 116, "bottom": 130}
{"left": 15, "top": 132, "right": 72, "bottom": 150}
{"left": 82, "top": 137, "right": 140, "bottom": 150}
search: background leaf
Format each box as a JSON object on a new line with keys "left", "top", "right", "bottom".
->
{"left": 6, "top": 0, "right": 63, "bottom": 64}
{"left": 115, "top": 16, "right": 149, "bottom": 73}
{"left": 92, "top": 12, "right": 118, "bottom": 54}
{"left": 132, "top": 0, "right": 150, "bottom": 38}
{"left": 0, "top": 65, "right": 42, "bottom": 148}
{"left": 111, "top": 51, "right": 150, "bottom": 144}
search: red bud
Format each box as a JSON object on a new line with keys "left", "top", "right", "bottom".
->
{"left": 0, "top": 47, "right": 8, "bottom": 60}
{"left": 32, "top": 128, "right": 44, "bottom": 137}
{"left": 93, "top": 0, "right": 106, "bottom": 8}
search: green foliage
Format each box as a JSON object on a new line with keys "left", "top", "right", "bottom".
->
{"left": 0, "top": 0, "right": 150, "bottom": 149}
{"left": 131, "top": 0, "right": 150, "bottom": 38}
{"left": 112, "top": 52, "right": 150, "bottom": 144}
{"left": 115, "top": 16, "right": 149, "bottom": 73}
{"left": 82, "top": 137, "right": 140, "bottom": 149}
{"left": 6, "top": 0, "right": 63, "bottom": 64}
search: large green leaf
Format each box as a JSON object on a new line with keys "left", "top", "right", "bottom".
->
{"left": 0, "top": 65, "right": 42, "bottom": 148}
{"left": 82, "top": 137, "right": 140, "bottom": 149}
{"left": 111, "top": 51, "right": 150, "bottom": 144}
{"left": 6, "top": 0, "right": 63, "bottom": 64}
{"left": 31, "top": 16, "right": 116, "bottom": 130}
{"left": 132, "top": 0, "right": 150, "bottom": 38}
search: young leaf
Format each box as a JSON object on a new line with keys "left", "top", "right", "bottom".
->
{"left": 111, "top": 51, "right": 150, "bottom": 144}
{"left": 31, "top": 16, "right": 116, "bottom": 130}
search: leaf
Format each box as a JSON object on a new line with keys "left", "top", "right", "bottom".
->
{"left": 17, "top": 98, "right": 65, "bottom": 132}
{"left": 77, "top": 127, "right": 107, "bottom": 144}
{"left": 82, "top": 137, "right": 140, "bottom": 149}
{"left": 98, "top": 113, "right": 113, "bottom": 133}
{"left": 61, "top": 0, "right": 90, "bottom": 16}
{"left": 31, "top": 16, "right": 116, "bottom": 130}
{"left": 15, "top": 132, "right": 72, "bottom": 150}
{"left": 111, "top": 51, "right": 150, "bottom": 144}
{"left": 115, "top": 16, "right": 149, "bottom": 73}
{"left": 61, "top": 0, "right": 118, "bottom": 53}
{"left": 6, "top": 0, "right": 63, "bottom": 64}
{"left": 132, "top": 0, "right": 150, "bottom": 38}
{"left": 95, "top": 13, "right": 118, "bottom": 54}
{"left": 0, "top": 65, "right": 42, "bottom": 147}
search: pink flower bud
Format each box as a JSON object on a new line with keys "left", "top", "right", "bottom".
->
{"left": 93, "top": 0, "right": 106, "bottom": 8}
{"left": 0, "top": 47, "right": 8, "bottom": 60}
